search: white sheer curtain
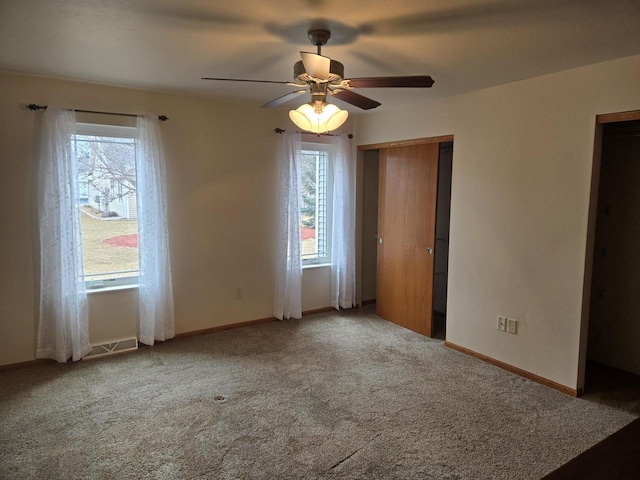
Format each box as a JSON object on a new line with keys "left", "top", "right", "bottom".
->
{"left": 36, "top": 108, "right": 92, "bottom": 362}
{"left": 330, "top": 134, "right": 356, "bottom": 309}
{"left": 274, "top": 131, "right": 303, "bottom": 320}
{"left": 136, "top": 115, "right": 175, "bottom": 345}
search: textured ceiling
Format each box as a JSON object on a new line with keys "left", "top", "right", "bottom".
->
{"left": 1, "top": 0, "right": 639, "bottom": 113}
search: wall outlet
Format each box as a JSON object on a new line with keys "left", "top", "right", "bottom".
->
{"left": 497, "top": 316, "right": 507, "bottom": 331}
{"left": 507, "top": 318, "right": 517, "bottom": 334}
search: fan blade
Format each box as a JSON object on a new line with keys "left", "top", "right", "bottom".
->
{"left": 300, "top": 52, "right": 331, "bottom": 80}
{"left": 261, "top": 90, "right": 307, "bottom": 108}
{"left": 202, "top": 77, "right": 291, "bottom": 85}
{"left": 348, "top": 76, "right": 435, "bottom": 88}
{"left": 331, "top": 90, "right": 381, "bottom": 110}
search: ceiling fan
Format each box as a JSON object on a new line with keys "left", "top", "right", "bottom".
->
{"left": 202, "top": 29, "right": 434, "bottom": 133}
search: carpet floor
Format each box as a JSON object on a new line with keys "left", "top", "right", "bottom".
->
{"left": 1, "top": 307, "right": 639, "bottom": 479}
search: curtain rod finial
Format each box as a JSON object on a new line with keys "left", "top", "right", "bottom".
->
{"left": 27, "top": 104, "right": 47, "bottom": 111}
{"left": 275, "top": 128, "right": 285, "bottom": 134}
{"left": 158, "top": 115, "right": 169, "bottom": 122}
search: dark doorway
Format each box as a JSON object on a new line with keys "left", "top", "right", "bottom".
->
{"left": 586, "top": 119, "right": 640, "bottom": 390}
{"left": 432, "top": 141, "right": 453, "bottom": 339}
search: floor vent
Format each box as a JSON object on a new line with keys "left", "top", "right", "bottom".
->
{"left": 83, "top": 337, "right": 138, "bottom": 360}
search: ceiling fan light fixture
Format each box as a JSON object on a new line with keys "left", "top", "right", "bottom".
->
{"left": 289, "top": 102, "right": 348, "bottom": 134}
{"left": 322, "top": 103, "right": 349, "bottom": 132}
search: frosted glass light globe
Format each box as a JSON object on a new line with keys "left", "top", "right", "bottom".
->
{"left": 289, "top": 102, "right": 348, "bottom": 134}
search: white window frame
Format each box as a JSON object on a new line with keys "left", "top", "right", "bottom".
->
{"left": 300, "top": 140, "right": 333, "bottom": 267}
{"left": 74, "top": 123, "right": 139, "bottom": 290}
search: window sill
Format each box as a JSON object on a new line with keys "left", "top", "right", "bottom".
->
{"left": 302, "top": 263, "right": 332, "bottom": 270}
{"left": 86, "top": 284, "right": 139, "bottom": 294}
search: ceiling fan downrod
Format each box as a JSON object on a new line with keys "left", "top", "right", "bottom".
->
{"left": 308, "top": 29, "right": 331, "bottom": 56}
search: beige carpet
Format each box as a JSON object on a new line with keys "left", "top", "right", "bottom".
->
{"left": 1, "top": 307, "right": 638, "bottom": 479}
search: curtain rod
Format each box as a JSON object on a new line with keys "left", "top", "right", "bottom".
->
{"left": 274, "top": 128, "right": 352, "bottom": 138}
{"left": 27, "top": 104, "right": 169, "bottom": 122}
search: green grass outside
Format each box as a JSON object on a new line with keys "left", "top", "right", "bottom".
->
{"left": 81, "top": 212, "right": 138, "bottom": 280}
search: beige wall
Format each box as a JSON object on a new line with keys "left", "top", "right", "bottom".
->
{"left": 0, "top": 72, "right": 348, "bottom": 366}
{"left": 355, "top": 54, "right": 640, "bottom": 390}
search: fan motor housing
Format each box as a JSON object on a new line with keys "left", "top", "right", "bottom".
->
{"left": 294, "top": 60, "right": 344, "bottom": 85}
{"left": 308, "top": 29, "right": 331, "bottom": 46}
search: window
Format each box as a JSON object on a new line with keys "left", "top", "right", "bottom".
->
{"left": 300, "top": 142, "right": 332, "bottom": 265}
{"left": 73, "top": 123, "right": 139, "bottom": 289}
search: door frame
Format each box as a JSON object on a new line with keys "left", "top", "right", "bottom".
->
{"left": 578, "top": 109, "right": 640, "bottom": 394}
{"left": 354, "top": 134, "right": 454, "bottom": 313}
{"left": 358, "top": 135, "right": 454, "bottom": 152}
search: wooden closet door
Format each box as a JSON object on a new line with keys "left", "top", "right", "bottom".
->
{"left": 376, "top": 143, "right": 439, "bottom": 336}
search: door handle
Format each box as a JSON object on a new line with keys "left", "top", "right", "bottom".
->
{"left": 427, "top": 247, "right": 433, "bottom": 255}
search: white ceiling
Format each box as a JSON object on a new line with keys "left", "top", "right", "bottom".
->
{"left": 1, "top": 0, "right": 639, "bottom": 114}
